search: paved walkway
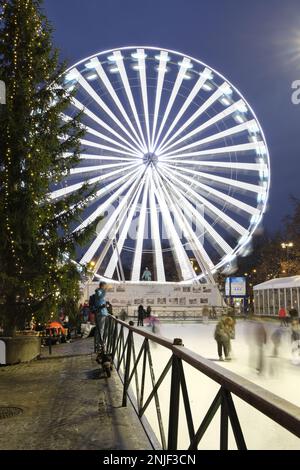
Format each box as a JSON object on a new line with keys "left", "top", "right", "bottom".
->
{"left": 41, "top": 336, "right": 95, "bottom": 358}
{"left": 0, "top": 339, "right": 152, "bottom": 450}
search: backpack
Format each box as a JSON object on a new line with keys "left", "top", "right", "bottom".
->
{"left": 89, "top": 294, "right": 96, "bottom": 312}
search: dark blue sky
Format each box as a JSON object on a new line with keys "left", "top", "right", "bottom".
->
{"left": 44, "top": 0, "right": 300, "bottom": 232}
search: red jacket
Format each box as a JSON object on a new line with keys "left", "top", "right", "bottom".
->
{"left": 279, "top": 308, "right": 287, "bottom": 318}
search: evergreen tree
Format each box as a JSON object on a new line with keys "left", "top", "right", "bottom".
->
{"left": 0, "top": 0, "right": 98, "bottom": 334}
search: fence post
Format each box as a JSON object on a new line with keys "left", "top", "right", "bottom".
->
{"left": 220, "top": 388, "right": 229, "bottom": 450}
{"left": 106, "top": 316, "right": 112, "bottom": 352}
{"left": 122, "top": 330, "right": 133, "bottom": 407}
{"left": 111, "top": 320, "right": 118, "bottom": 358}
{"left": 167, "top": 339, "right": 182, "bottom": 450}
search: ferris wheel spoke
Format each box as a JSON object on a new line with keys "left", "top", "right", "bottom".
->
{"left": 159, "top": 141, "right": 267, "bottom": 161}
{"left": 61, "top": 112, "right": 142, "bottom": 158}
{"left": 161, "top": 159, "right": 268, "bottom": 172}
{"left": 80, "top": 169, "right": 145, "bottom": 264}
{"left": 95, "top": 163, "right": 142, "bottom": 186}
{"left": 155, "top": 171, "right": 215, "bottom": 281}
{"left": 136, "top": 49, "right": 151, "bottom": 150}
{"left": 160, "top": 162, "right": 260, "bottom": 215}
{"left": 162, "top": 162, "right": 265, "bottom": 194}
{"left": 50, "top": 175, "right": 102, "bottom": 200}
{"left": 151, "top": 169, "right": 196, "bottom": 281}
{"left": 149, "top": 174, "right": 166, "bottom": 282}
{"left": 93, "top": 166, "right": 142, "bottom": 197}
{"left": 158, "top": 120, "right": 258, "bottom": 157}
{"left": 74, "top": 167, "right": 144, "bottom": 233}
{"left": 104, "top": 172, "right": 147, "bottom": 279}
{"left": 159, "top": 165, "right": 248, "bottom": 236}
{"left": 152, "top": 57, "right": 192, "bottom": 151}
{"left": 150, "top": 50, "right": 169, "bottom": 152}
{"left": 85, "top": 57, "right": 147, "bottom": 153}
{"left": 61, "top": 169, "right": 138, "bottom": 222}
{"left": 63, "top": 153, "right": 138, "bottom": 162}
{"left": 112, "top": 50, "right": 148, "bottom": 152}
{"left": 69, "top": 161, "right": 139, "bottom": 175}
{"left": 155, "top": 82, "right": 232, "bottom": 156}
{"left": 131, "top": 170, "right": 151, "bottom": 281}
{"left": 50, "top": 163, "right": 141, "bottom": 200}
{"left": 157, "top": 169, "right": 233, "bottom": 256}
{"left": 76, "top": 166, "right": 143, "bottom": 216}
{"left": 155, "top": 68, "right": 212, "bottom": 154}
{"left": 92, "top": 237, "right": 114, "bottom": 276}
{"left": 79, "top": 138, "right": 143, "bottom": 158}
{"left": 84, "top": 125, "right": 143, "bottom": 158}
{"left": 158, "top": 100, "right": 250, "bottom": 155}
{"left": 71, "top": 97, "right": 142, "bottom": 154}
{"left": 70, "top": 69, "right": 145, "bottom": 153}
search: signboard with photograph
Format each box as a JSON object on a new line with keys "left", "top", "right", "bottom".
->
{"left": 226, "top": 277, "right": 246, "bottom": 297}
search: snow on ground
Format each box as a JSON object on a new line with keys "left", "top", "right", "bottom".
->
{"left": 130, "top": 320, "right": 300, "bottom": 450}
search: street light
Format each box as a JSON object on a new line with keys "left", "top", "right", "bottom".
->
{"left": 281, "top": 242, "right": 293, "bottom": 249}
{"left": 281, "top": 242, "right": 294, "bottom": 275}
{"left": 281, "top": 242, "right": 294, "bottom": 260}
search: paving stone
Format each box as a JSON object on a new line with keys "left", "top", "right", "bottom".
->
{"left": 0, "top": 344, "right": 152, "bottom": 450}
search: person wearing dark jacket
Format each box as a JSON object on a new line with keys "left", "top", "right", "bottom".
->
{"left": 137, "top": 304, "right": 145, "bottom": 326}
{"left": 214, "top": 316, "right": 235, "bottom": 361}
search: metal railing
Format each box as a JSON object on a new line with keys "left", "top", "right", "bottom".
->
{"left": 102, "top": 316, "right": 300, "bottom": 450}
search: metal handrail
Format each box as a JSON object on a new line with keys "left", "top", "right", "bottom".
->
{"left": 103, "top": 315, "right": 300, "bottom": 450}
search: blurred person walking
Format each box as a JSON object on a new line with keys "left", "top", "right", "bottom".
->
{"left": 253, "top": 320, "right": 267, "bottom": 374}
{"left": 271, "top": 327, "right": 284, "bottom": 357}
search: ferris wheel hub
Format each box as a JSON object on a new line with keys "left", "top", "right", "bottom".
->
{"left": 143, "top": 152, "right": 158, "bottom": 167}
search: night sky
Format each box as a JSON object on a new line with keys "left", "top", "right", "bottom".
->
{"left": 44, "top": 0, "right": 300, "bottom": 233}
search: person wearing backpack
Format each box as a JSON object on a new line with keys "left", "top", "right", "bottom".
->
{"left": 94, "top": 281, "right": 109, "bottom": 343}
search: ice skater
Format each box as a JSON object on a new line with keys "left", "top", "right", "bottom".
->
{"left": 137, "top": 304, "right": 145, "bottom": 326}
{"left": 253, "top": 319, "right": 267, "bottom": 374}
{"left": 214, "top": 316, "right": 235, "bottom": 361}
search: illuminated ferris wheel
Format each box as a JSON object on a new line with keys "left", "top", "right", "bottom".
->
{"left": 53, "top": 46, "right": 270, "bottom": 283}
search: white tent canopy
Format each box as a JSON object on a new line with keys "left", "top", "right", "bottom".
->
{"left": 253, "top": 276, "right": 300, "bottom": 315}
{"left": 254, "top": 276, "right": 300, "bottom": 291}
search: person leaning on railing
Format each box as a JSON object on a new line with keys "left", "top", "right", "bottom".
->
{"left": 94, "top": 282, "right": 109, "bottom": 343}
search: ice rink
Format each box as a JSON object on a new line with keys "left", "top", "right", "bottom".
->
{"left": 131, "top": 319, "right": 300, "bottom": 450}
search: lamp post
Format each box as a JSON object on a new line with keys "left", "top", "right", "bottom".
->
{"left": 281, "top": 242, "right": 294, "bottom": 275}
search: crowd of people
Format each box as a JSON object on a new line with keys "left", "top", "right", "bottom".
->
{"left": 35, "top": 280, "right": 300, "bottom": 368}
{"left": 213, "top": 305, "right": 300, "bottom": 369}
{"left": 137, "top": 304, "right": 160, "bottom": 332}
